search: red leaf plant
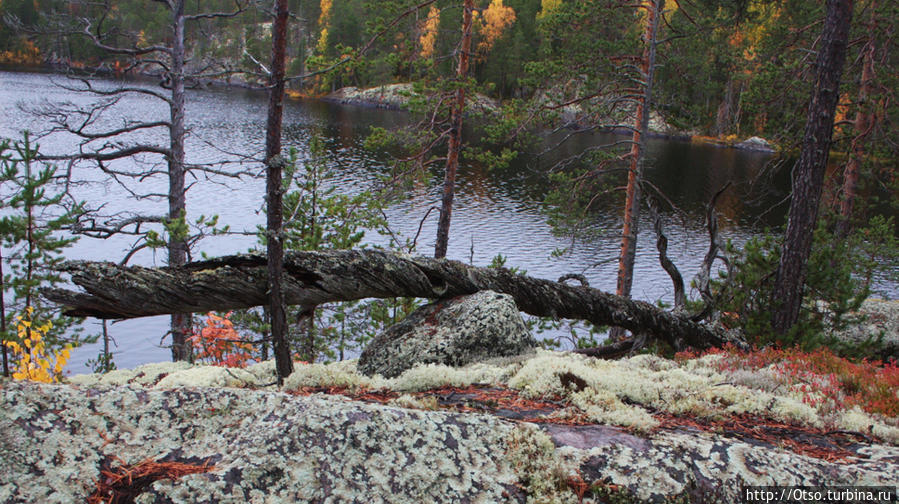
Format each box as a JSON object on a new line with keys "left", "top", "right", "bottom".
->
{"left": 189, "top": 311, "right": 256, "bottom": 368}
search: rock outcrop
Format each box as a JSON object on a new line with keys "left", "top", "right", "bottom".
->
{"left": 2, "top": 372, "right": 898, "bottom": 503}
{"left": 734, "top": 136, "right": 775, "bottom": 152}
{"left": 358, "top": 290, "right": 536, "bottom": 378}
{"left": 831, "top": 299, "right": 899, "bottom": 362}
{"left": 325, "top": 83, "right": 414, "bottom": 110}
{"left": 324, "top": 83, "right": 499, "bottom": 115}
{"left": 4, "top": 351, "right": 898, "bottom": 502}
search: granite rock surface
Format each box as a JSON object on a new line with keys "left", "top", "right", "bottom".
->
{"left": 358, "top": 291, "right": 536, "bottom": 378}
{"left": 3, "top": 353, "right": 899, "bottom": 503}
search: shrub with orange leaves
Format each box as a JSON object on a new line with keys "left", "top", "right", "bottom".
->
{"left": 6, "top": 307, "right": 71, "bottom": 383}
{"left": 677, "top": 344, "right": 899, "bottom": 418}
{"left": 189, "top": 312, "right": 256, "bottom": 368}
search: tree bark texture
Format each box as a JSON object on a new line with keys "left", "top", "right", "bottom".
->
{"left": 42, "top": 250, "right": 743, "bottom": 352}
{"left": 265, "top": 0, "right": 292, "bottom": 382}
{"left": 168, "top": 0, "right": 191, "bottom": 362}
{"left": 772, "top": 0, "right": 853, "bottom": 335}
{"left": 434, "top": 0, "right": 473, "bottom": 259}
{"left": 616, "top": 0, "right": 663, "bottom": 301}
{"left": 836, "top": 1, "right": 876, "bottom": 239}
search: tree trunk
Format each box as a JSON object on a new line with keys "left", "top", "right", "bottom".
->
{"left": 772, "top": 0, "right": 853, "bottom": 335}
{"left": 168, "top": 0, "right": 191, "bottom": 362}
{"left": 297, "top": 305, "right": 316, "bottom": 362}
{"left": 715, "top": 78, "right": 736, "bottom": 137}
{"left": 836, "top": 1, "right": 876, "bottom": 239}
{"left": 434, "top": 0, "right": 474, "bottom": 259}
{"left": 266, "top": 0, "right": 293, "bottom": 383}
{"left": 610, "top": 0, "right": 664, "bottom": 342}
{"left": 1, "top": 247, "right": 8, "bottom": 377}
{"left": 616, "top": 0, "right": 663, "bottom": 301}
{"left": 43, "top": 250, "right": 744, "bottom": 352}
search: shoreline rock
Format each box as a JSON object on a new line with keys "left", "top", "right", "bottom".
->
{"left": 323, "top": 83, "right": 500, "bottom": 116}
{"left": 734, "top": 136, "right": 776, "bottom": 152}
{"left": 327, "top": 82, "right": 779, "bottom": 152}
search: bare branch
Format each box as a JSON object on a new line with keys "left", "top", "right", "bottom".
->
{"left": 646, "top": 196, "right": 686, "bottom": 311}
{"left": 79, "top": 17, "right": 172, "bottom": 56}
{"left": 694, "top": 182, "right": 732, "bottom": 309}
{"left": 53, "top": 77, "right": 173, "bottom": 104}
{"left": 184, "top": 0, "right": 248, "bottom": 21}
{"left": 71, "top": 214, "right": 166, "bottom": 239}
{"left": 39, "top": 144, "right": 172, "bottom": 163}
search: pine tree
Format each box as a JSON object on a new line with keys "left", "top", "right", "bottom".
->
{"left": 0, "top": 134, "right": 88, "bottom": 377}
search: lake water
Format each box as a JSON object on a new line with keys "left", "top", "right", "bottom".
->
{"left": 0, "top": 69, "right": 892, "bottom": 373}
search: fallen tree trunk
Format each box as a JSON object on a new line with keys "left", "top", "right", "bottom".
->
{"left": 42, "top": 250, "right": 743, "bottom": 351}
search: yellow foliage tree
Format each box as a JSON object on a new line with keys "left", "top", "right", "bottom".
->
{"left": 475, "top": 0, "right": 516, "bottom": 58}
{"left": 419, "top": 5, "right": 440, "bottom": 59}
{"left": 0, "top": 39, "right": 42, "bottom": 66}
{"left": 537, "top": 0, "right": 561, "bottom": 20}
{"left": 6, "top": 308, "right": 71, "bottom": 383}
{"left": 317, "top": 0, "right": 333, "bottom": 53}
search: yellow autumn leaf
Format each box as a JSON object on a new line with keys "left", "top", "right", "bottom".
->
{"left": 476, "top": 0, "right": 516, "bottom": 58}
{"left": 537, "top": 0, "right": 561, "bottom": 20}
{"left": 7, "top": 307, "right": 69, "bottom": 383}
{"left": 419, "top": 5, "right": 440, "bottom": 59}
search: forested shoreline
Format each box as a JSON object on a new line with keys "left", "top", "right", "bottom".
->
{"left": 0, "top": 0, "right": 895, "bottom": 141}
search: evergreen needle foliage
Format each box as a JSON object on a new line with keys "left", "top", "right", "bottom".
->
{"left": 714, "top": 216, "right": 898, "bottom": 353}
{"left": 0, "top": 135, "right": 91, "bottom": 376}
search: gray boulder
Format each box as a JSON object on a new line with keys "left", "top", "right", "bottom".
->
{"left": 734, "top": 136, "right": 775, "bottom": 152}
{"left": 358, "top": 290, "right": 536, "bottom": 378}
{"left": 831, "top": 299, "right": 899, "bottom": 362}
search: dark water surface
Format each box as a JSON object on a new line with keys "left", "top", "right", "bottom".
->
{"left": 0, "top": 70, "right": 891, "bottom": 372}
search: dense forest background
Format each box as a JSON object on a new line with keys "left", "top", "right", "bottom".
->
{"left": 0, "top": 0, "right": 895, "bottom": 145}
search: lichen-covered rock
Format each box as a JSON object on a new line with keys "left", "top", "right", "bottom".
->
{"left": 154, "top": 366, "right": 259, "bottom": 389}
{"left": 734, "top": 136, "right": 775, "bottom": 152}
{"left": 358, "top": 291, "right": 536, "bottom": 378}
{"left": 2, "top": 381, "right": 898, "bottom": 503}
{"left": 67, "top": 350, "right": 899, "bottom": 445}
{"left": 0, "top": 381, "right": 523, "bottom": 503}
{"left": 67, "top": 361, "right": 194, "bottom": 387}
{"left": 830, "top": 299, "right": 899, "bottom": 362}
